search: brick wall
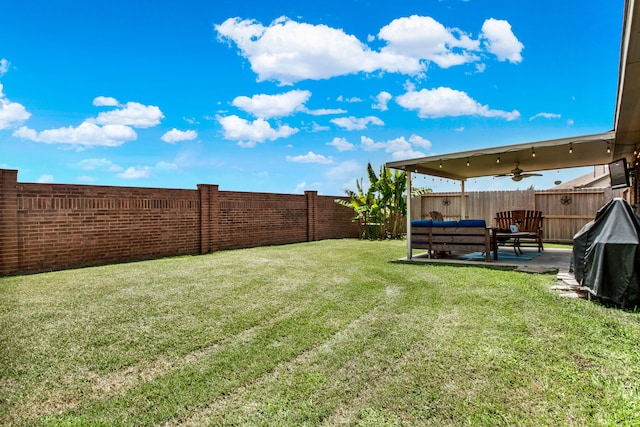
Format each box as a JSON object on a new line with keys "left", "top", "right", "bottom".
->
{"left": 317, "top": 195, "right": 359, "bottom": 240}
{"left": 216, "top": 190, "right": 310, "bottom": 250}
{"left": 0, "top": 169, "right": 359, "bottom": 275}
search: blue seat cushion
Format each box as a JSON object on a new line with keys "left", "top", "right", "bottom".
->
{"left": 458, "top": 219, "right": 486, "bottom": 227}
{"left": 411, "top": 220, "right": 433, "bottom": 227}
{"left": 432, "top": 220, "right": 458, "bottom": 227}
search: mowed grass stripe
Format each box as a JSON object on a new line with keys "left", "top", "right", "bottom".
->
{"left": 171, "top": 272, "right": 440, "bottom": 425}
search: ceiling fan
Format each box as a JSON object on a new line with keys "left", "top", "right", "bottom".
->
{"left": 495, "top": 162, "right": 542, "bottom": 182}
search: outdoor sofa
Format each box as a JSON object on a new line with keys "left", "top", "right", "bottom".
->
{"left": 410, "top": 219, "right": 496, "bottom": 262}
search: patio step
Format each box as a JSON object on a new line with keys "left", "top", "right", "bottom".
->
{"left": 553, "top": 272, "right": 590, "bottom": 299}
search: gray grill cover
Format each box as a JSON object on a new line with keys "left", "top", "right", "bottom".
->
{"left": 571, "top": 198, "right": 640, "bottom": 307}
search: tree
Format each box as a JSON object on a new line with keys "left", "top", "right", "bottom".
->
{"left": 335, "top": 163, "right": 431, "bottom": 239}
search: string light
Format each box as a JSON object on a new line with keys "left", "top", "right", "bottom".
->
{"left": 439, "top": 159, "right": 442, "bottom": 168}
{"left": 607, "top": 143, "right": 611, "bottom": 154}
{"left": 496, "top": 155, "right": 501, "bottom": 164}
{"left": 569, "top": 143, "right": 573, "bottom": 154}
{"left": 466, "top": 158, "right": 470, "bottom": 167}
{"left": 531, "top": 147, "right": 536, "bottom": 158}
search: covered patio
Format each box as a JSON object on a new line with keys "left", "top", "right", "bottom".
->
{"left": 387, "top": 0, "right": 640, "bottom": 267}
{"left": 399, "top": 246, "right": 572, "bottom": 274}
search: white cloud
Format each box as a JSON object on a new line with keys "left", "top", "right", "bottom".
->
{"left": 77, "top": 175, "right": 97, "bottom": 183}
{"left": 327, "top": 136, "right": 355, "bottom": 152}
{"left": 372, "top": 91, "right": 392, "bottom": 111}
{"left": 161, "top": 128, "right": 198, "bottom": 143}
{"left": 529, "top": 112, "right": 561, "bottom": 121}
{"left": 215, "top": 16, "right": 422, "bottom": 85}
{"left": 330, "top": 116, "right": 384, "bottom": 131}
{"left": 155, "top": 161, "right": 178, "bottom": 170}
{"left": 305, "top": 107, "right": 347, "bottom": 116}
{"left": 0, "top": 83, "right": 31, "bottom": 130}
{"left": 311, "top": 122, "right": 330, "bottom": 132}
{"left": 295, "top": 181, "right": 307, "bottom": 193}
{"left": 360, "top": 134, "right": 430, "bottom": 159}
{"left": 0, "top": 58, "right": 9, "bottom": 76}
{"left": 80, "top": 160, "right": 178, "bottom": 181}
{"left": 360, "top": 135, "right": 386, "bottom": 152}
{"left": 75, "top": 158, "right": 123, "bottom": 172}
{"left": 481, "top": 18, "right": 524, "bottom": 63}
{"left": 232, "top": 90, "right": 345, "bottom": 117}
{"left": 93, "top": 96, "right": 119, "bottom": 107}
{"left": 337, "top": 96, "right": 363, "bottom": 103}
{"left": 567, "top": 119, "right": 575, "bottom": 126}
{"left": 378, "top": 15, "right": 480, "bottom": 68}
{"left": 390, "top": 149, "right": 425, "bottom": 160}
{"left": 91, "top": 101, "right": 164, "bottom": 128}
{"left": 409, "top": 134, "right": 432, "bottom": 150}
{"left": 216, "top": 15, "right": 522, "bottom": 85}
{"left": 117, "top": 166, "right": 152, "bottom": 179}
{"left": 396, "top": 87, "right": 520, "bottom": 121}
{"left": 285, "top": 151, "right": 334, "bottom": 164}
{"left": 13, "top": 122, "right": 137, "bottom": 147}
{"left": 324, "top": 160, "right": 362, "bottom": 181}
{"left": 232, "top": 90, "right": 311, "bottom": 118}
{"left": 36, "top": 174, "right": 54, "bottom": 183}
{"left": 217, "top": 114, "right": 298, "bottom": 147}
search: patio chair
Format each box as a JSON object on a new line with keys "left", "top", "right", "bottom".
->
{"left": 495, "top": 210, "right": 544, "bottom": 251}
{"left": 429, "top": 211, "right": 444, "bottom": 221}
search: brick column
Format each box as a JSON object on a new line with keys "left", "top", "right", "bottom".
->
{"left": 0, "top": 169, "right": 19, "bottom": 275}
{"left": 198, "top": 184, "right": 219, "bottom": 254}
{"left": 305, "top": 190, "right": 318, "bottom": 242}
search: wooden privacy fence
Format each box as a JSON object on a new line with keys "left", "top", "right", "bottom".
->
{"left": 412, "top": 188, "right": 623, "bottom": 243}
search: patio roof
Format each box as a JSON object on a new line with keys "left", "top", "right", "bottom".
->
{"left": 387, "top": 0, "right": 640, "bottom": 181}
{"left": 386, "top": 131, "right": 616, "bottom": 181}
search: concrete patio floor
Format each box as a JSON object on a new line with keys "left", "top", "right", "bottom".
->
{"left": 397, "top": 247, "right": 573, "bottom": 274}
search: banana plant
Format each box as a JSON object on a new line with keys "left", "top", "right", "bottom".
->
{"left": 335, "top": 162, "right": 431, "bottom": 239}
{"left": 335, "top": 175, "right": 383, "bottom": 239}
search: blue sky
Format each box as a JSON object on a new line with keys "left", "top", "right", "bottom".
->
{"left": 0, "top": 0, "right": 623, "bottom": 195}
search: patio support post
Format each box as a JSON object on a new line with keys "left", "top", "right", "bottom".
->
{"left": 406, "top": 171, "right": 412, "bottom": 260}
{"left": 460, "top": 179, "right": 466, "bottom": 220}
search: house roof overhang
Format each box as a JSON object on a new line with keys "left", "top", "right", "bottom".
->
{"left": 387, "top": 0, "right": 640, "bottom": 182}
{"left": 614, "top": 0, "right": 640, "bottom": 158}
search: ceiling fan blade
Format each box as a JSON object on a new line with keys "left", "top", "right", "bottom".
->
{"left": 520, "top": 173, "right": 543, "bottom": 178}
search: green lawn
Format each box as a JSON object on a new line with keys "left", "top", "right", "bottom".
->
{"left": 1, "top": 239, "right": 639, "bottom": 426}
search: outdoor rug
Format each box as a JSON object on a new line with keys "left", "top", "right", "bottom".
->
{"left": 459, "top": 248, "right": 543, "bottom": 262}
